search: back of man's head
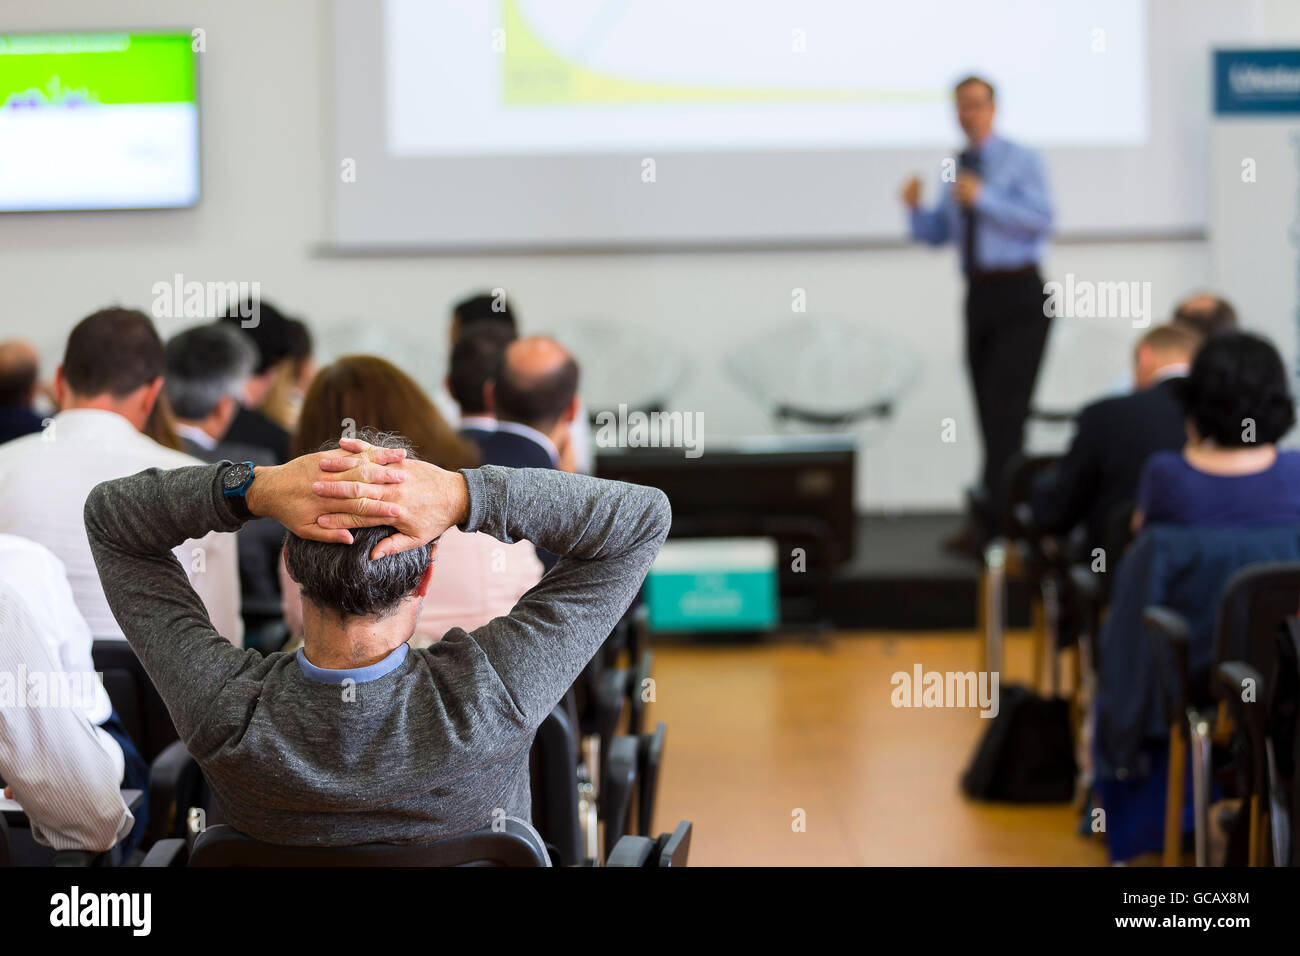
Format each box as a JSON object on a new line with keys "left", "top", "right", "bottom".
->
{"left": 0, "top": 340, "right": 39, "bottom": 409}
{"left": 494, "top": 336, "right": 579, "bottom": 433}
{"left": 284, "top": 431, "right": 433, "bottom": 620}
{"left": 1134, "top": 323, "right": 1202, "bottom": 389}
{"left": 165, "top": 323, "right": 259, "bottom": 422}
{"left": 449, "top": 323, "right": 516, "bottom": 415}
{"left": 220, "top": 299, "right": 296, "bottom": 375}
{"left": 62, "top": 308, "right": 164, "bottom": 400}
{"left": 1173, "top": 293, "right": 1238, "bottom": 338}
{"left": 452, "top": 292, "right": 517, "bottom": 337}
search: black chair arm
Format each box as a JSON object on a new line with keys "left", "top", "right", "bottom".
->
{"left": 52, "top": 849, "right": 107, "bottom": 866}
{"left": 139, "top": 838, "right": 188, "bottom": 867}
{"left": 606, "top": 835, "right": 654, "bottom": 867}
{"left": 1144, "top": 605, "right": 1192, "bottom": 729}
{"left": 637, "top": 722, "right": 667, "bottom": 836}
{"left": 146, "top": 739, "right": 201, "bottom": 846}
{"left": 652, "top": 820, "right": 693, "bottom": 867}
{"left": 601, "top": 734, "right": 639, "bottom": 850}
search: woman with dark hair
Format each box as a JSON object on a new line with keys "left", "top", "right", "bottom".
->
{"left": 281, "top": 355, "right": 542, "bottom": 648}
{"left": 1134, "top": 331, "right": 1300, "bottom": 529}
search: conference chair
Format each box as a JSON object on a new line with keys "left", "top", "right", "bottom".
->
{"left": 1145, "top": 562, "right": 1300, "bottom": 866}
{"left": 530, "top": 697, "right": 594, "bottom": 865}
{"left": 980, "top": 453, "right": 1067, "bottom": 689}
{"left": 1096, "top": 527, "right": 1300, "bottom": 863}
{"left": 91, "top": 639, "right": 210, "bottom": 848}
{"left": 142, "top": 818, "right": 553, "bottom": 867}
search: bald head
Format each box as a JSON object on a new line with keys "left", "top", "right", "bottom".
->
{"left": 1173, "top": 293, "right": 1237, "bottom": 338}
{"left": 0, "top": 341, "right": 39, "bottom": 409}
{"left": 493, "top": 335, "right": 579, "bottom": 433}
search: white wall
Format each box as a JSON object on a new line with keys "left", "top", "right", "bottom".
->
{"left": 4, "top": 0, "right": 1289, "bottom": 511}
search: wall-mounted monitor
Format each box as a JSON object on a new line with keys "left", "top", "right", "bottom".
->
{"left": 0, "top": 32, "right": 199, "bottom": 211}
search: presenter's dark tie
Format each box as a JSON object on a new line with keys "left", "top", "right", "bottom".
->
{"left": 959, "top": 149, "right": 980, "bottom": 275}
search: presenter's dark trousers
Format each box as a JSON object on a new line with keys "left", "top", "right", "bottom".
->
{"left": 964, "top": 266, "right": 1051, "bottom": 534}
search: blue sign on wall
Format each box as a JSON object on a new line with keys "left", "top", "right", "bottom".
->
{"left": 1216, "top": 50, "right": 1300, "bottom": 115}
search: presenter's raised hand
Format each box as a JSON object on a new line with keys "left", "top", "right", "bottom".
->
{"left": 901, "top": 176, "right": 922, "bottom": 210}
{"left": 955, "top": 170, "right": 982, "bottom": 208}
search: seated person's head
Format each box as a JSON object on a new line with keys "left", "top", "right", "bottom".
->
{"left": 164, "top": 323, "right": 258, "bottom": 440}
{"left": 1173, "top": 293, "right": 1238, "bottom": 339}
{"left": 449, "top": 291, "right": 517, "bottom": 347}
{"left": 490, "top": 336, "right": 579, "bottom": 440}
{"left": 292, "top": 354, "right": 479, "bottom": 471}
{"left": 0, "top": 340, "right": 40, "bottom": 411}
{"left": 220, "top": 299, "right": 298, "bottom": 410}
{"left": 284, "top": 430, "right": 435, "bottom": 638}
{"left": 448, "top": 323, "right": 516, "bottom": 418}
{"left": 1133, "top": 323, "right": 1201, "bottom": 390}
{"left": 56, "top": 308, "right": 165, "bottom": 431}
{"left": 1179, "top": 331, "right": 1295, "bottom": 448}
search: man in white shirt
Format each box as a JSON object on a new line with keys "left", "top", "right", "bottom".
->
{"left": 0, "top": 534, "right": 135, "bottom": 858}
{"left": 0, "top": 308, "right": 243, "bottom": 645}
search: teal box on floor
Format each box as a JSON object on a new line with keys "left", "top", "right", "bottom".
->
{"left": 645, "top": 537, "right": 779, "bottom": 633}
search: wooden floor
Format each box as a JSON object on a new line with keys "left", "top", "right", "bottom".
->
{"left": 645, "top": 630, "right": 1109, "bottom": 866}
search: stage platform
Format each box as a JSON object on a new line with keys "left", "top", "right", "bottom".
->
{"left": 829, "top": 513, "right": 1033, "bottom": 631}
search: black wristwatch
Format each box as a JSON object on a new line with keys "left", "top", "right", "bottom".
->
{"left": 220, "top": 461, "right": 257, "bottom": 520}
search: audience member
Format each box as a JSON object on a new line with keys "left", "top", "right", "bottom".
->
{"left": 0, "top": 340, "right": 45, "bottom": 444}
{"left": 480, "top": 335, "right": 580, "bottom": 472}
{"left": 84, "top": 432, "right": 670, "bottom": 846}
{"left": 167, "top": 322, "right": 285, "bottom": 648}
{"left": 220, "top": 298, "right": 301, "bottom": 463}
{"left": 440, "top": 291, "right": 595, "bottom": 473}
{"left": 261, "top": 318, "right": 315, "bottom": 434}
{"left": 281, "top": 357, "right": 540, "bottom": 646}
{"left": 1172, "top": 292, "right": 1239, "bottom": 339}
{"left": 448, "top": 323, "right": 516, "bottom": 444}
{"left": 165, "top": 323, "right": 263, "bottom": 462}
{"left": 0, "top": 308, "right": 243, "bottom": 644}
{"left": 1136, "top": 331, "right": 1300, "bottom": 529}
{"left": 448, "top": 290, "right": 517, "bottom": 347}
{"left": 1029, "top": 323, "right": 1201, "bottom": 552}
{"left": 0, "top": 534, "right": 138, "bottom": 859}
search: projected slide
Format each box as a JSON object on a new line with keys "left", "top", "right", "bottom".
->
{"left": 0, "top": 33, "right": 198, "bottom": 211}
{"left": 385, "top": 0, "right": 1146, "bottom": 155}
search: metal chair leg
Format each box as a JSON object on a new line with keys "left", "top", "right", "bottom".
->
{"left": 1188, "top": 712, "right": 1213, "bottom": 867}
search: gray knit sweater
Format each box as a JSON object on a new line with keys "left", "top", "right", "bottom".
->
{"left": 84, "top": 464, "right": 670, "bottom": 846}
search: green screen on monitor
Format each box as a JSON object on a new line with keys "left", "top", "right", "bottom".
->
{"left": 0, "top": 32, "right": 199, "bottom": 210}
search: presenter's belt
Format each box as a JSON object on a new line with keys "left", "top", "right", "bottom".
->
{"left": 967, "top": 264, "right": 1039, "bottom": 285}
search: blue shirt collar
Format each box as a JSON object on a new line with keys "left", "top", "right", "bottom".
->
{"left": 296, "top": 642, "right": 409, "bottom": 684}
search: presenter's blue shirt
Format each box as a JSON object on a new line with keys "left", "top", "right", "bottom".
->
{"left": 908, "top": 133, "right": 1053, "bottom": 273}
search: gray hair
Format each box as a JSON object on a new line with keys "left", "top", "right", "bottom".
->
{"left": 164, "top": 322, "right": 258, "bottom": 421}
{"left": 284, "top": 429, "right": 433, "bottom": 620}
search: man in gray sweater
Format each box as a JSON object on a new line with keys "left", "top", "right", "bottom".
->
{"left": 84, "top": 434, "right": 670, "bottom": 847}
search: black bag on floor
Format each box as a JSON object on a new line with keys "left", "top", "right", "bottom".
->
{"left": 960, "top": 684, "right": 1077, "bottom": 802}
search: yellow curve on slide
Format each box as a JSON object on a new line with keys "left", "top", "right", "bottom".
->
{"left": 501, "top": 0, "right": 939, "bottom": 107}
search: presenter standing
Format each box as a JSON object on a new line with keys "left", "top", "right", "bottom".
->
{"left": 901, "top": 76, "right": 1054, "bottom": 552}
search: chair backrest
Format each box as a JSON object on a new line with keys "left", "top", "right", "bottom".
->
{"left": 188, "top": 820, "right": 551, "bottom": 867}
{"left": 530, "top": 700, "right": 584, "bottom": 866}
{"left": 91, "top": 640, "right": 179, "bottom": 764}
{"left": 1096, "top": 525, "right": 1300, "bottom": 779}
{"left": 1213, "top": 562, "right": 1300, "bottom": 705}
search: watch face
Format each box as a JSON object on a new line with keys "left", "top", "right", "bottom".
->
{"left": 223, "top": 463, "right": 252, "bottom": 492}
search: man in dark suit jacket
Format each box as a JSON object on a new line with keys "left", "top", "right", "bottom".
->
{"left": 1029, "top": 323, "right": 1201, "bottom": 554}
{"left": 219, "top": 299, "right": 305, "bottom": 464}
{"left": 447, "top": 323, "right": 516, "bottom": 447}
{"left": 475, "top": 336, "right": 581, "bottom": 569}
